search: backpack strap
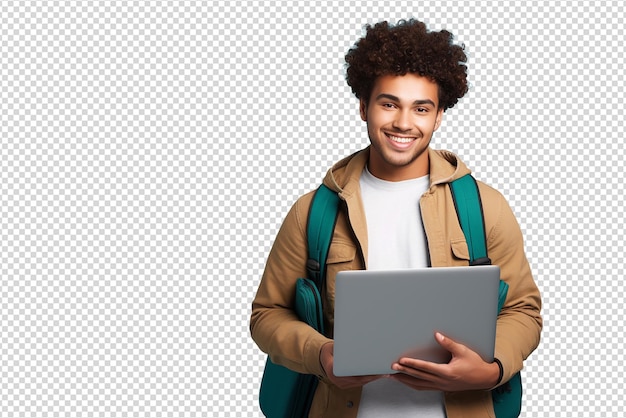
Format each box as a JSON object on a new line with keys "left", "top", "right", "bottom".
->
{"left": 305, "top": 184, "right": 340, "bottom": 290}
{"left": 449, "top": 174, "right": 511, "bottom": 310}
{"left": 449, "top": 174, "right": 491, "bottom": 266}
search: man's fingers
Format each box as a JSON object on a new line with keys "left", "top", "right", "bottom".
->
{"left": 393, "top": 359, "right": 445, "bottom": 380}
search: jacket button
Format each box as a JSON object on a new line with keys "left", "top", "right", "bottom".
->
{"left": 347, "top": 401, "right": 354, "bottom": 408}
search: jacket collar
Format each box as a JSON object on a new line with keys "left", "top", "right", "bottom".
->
{"left": 323, "top": 146, "right": 472, "bottom": 196}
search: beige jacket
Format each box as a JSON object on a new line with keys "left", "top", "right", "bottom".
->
{"left": 250, "top": 148, "right": 542, "bottom": 418}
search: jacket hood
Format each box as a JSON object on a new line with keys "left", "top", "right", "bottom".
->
{"left": 322, "top": 146, "right": 472, "bottom": 195}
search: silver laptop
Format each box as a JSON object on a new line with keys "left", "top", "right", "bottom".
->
{"left": 333, "top": 265, "right": 500, "bottom": 376}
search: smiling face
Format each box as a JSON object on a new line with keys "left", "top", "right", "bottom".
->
{"left": 361, "top": 73, "right": 444, "bottom": 181}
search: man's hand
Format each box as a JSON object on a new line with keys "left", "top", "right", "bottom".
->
{"left": 390, "top": 332, "right": 500, "bottom": 392}
{"left": 320, "top": 342, "right": 383, "bottom": 389}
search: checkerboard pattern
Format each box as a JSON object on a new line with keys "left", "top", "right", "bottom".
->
{"left": 2, "top": 1, "right": 624, "bottom": 417}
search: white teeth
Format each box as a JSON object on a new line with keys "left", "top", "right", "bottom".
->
{"left": 388, "top": 135, "right": 414, "bottom": 143}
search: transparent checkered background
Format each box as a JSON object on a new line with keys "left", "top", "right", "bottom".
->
{"left": 1, "top": 1, "right": 624, "bottom": 417}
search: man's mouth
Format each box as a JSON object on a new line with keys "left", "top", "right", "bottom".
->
{"left": 387, "top": 133, "right": 416, "bottom": 144}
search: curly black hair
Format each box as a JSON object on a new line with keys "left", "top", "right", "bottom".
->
{"left": 345, "top": 19, "right": 468, "bottom": 111}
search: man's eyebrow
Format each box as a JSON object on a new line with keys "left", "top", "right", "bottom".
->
{"left": 375, "top": 94, "right": 436, "bottom": 107}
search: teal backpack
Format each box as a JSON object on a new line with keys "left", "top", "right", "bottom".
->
{"left": 259, "top": 174, "right": 522, "bottom": 418}
{"left": 259, "top": 185, "right": 338, "bottom": 418}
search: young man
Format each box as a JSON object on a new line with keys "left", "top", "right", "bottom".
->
{"left": 250, "top": 19, "right": 542, "bottom": 417}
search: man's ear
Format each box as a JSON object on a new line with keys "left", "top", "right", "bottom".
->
{"left": 434, "top": 108, "right": 444, "bottom": 131}
{"left": 359, "top": 98, "right": 368, "bottom": 121}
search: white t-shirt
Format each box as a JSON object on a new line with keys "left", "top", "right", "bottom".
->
{"left": 356, "top": 166, "right": 447, "bottom": 418}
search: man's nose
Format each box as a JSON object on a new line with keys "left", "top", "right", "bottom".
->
{"left": 392, "top": 110, "right": 412, "bottom": 131}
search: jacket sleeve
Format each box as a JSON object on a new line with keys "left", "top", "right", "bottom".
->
{"left": 484, "top": 186, "right": 543, "bottom": 386}
{"left": 250, "top": 192, "right": 332, "bottom": 378}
